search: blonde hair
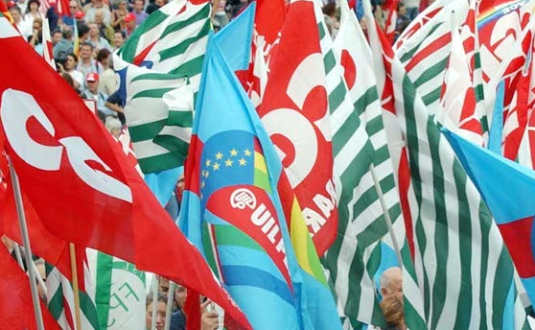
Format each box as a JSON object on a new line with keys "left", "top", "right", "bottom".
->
{"left": 380, "top": 295, "right": 405, "bottom": 330}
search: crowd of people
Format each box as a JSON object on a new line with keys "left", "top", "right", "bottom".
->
{"left": 2, "top": 0, "right": 434, "bottom": 130}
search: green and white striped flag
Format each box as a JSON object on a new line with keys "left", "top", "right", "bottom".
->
{"left": 46, "top": 264, "right": 101, "bottom": 330}
{"left": 116, "top": 0, "right": 210, "bottom": 173}
{"left": 319, "top": 1, "right": 426, "bottom": 328}
{"left": 381, "top": 26, "right": 531, "bottom": 330}
{"left": 87, "top": 249, "right": 147, "bottom": 330}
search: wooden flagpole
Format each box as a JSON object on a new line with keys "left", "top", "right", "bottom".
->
{"left": 69, "top": 243, "right": 83, "bottom": 330}
{"left": 8, "top": 156, "right": 45, "bottom": 330}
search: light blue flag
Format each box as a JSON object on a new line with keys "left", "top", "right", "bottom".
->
{"left": 179, "top": 33, "right": 341, "bottom": 330}
{"left": 144, "top": 166, "right": 183, "bottom": 206}
{"left": 488, "top": 80, "right": 505, "bottom": 154}
{"left": 213, "top": 2, "right": 255, "bottom": 72}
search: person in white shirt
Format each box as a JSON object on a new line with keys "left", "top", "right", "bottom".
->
{"left": 8, "top": 5, "right": 31, "bottom": 38}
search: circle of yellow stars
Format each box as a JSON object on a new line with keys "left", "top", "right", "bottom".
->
{"left": 200, "top": 147, "right": 253, "bottom": 198}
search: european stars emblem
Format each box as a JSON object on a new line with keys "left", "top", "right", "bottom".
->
{"left": 225, "top": 159, "right": 233, "bottom": 167}
{"left": 230, "top": 149, "right": 238, "bottom": 157}
{"left": 239, "top": 158, "right": 247, "bottom": 166}
{"left": 244, "top": 149, "right": 252, "bottom": 157}
{"left": 213, "top": 162, "right": 220, "bottom": 171}
{"left": 215, "top": 152, "right": 223, "bottom": 160}
{"left": 205, "top": 159, "right": 211, "bottom": 167}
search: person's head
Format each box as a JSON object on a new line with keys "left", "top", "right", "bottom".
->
{"left": 397, "top": 3, "right": 406, "bottom": 16}
{"left": 176, "top": 174, "right": 185, "bottom": 201}
{"left": 86, "top": 72, "right": 100, "bottom": 93}
{"left": 52, "top": 29, "right": 62, "bottom": 45}
{"left": 380, "top": 267, "right": 402, "bottom": 300}
{"left": 322, "top": 2, "right": 336, "bottom": 18}
{"left": 65, "top": 53, "right": 78, "bottom": 70}
{"left": 78, "top": 23, "right": 89, "bottom": 41}
{"left": 69, "top": 0, "right": 79, "bottom": 15}
{"left": 175, "top": 284, "right": 187, "bottom": 310}
{"left": 145, "top": 294, "right": 167, "bottom": 330}
{"left": 158, "top": 276, "right": 170, "bottom": 297}
{"left": 124, "top": 12, "right": 136, "bottom": 29}
{"left": 27, "top": 0, "right": 39, "bottom": 13}
{"left": 380, "top": 295, "right": 406, "bottom": 330}
{"left": 118, "top": 0, "right": 127, "bottom": 10}
{"left": 61, "top": 72, "right": 75, "bottom": 87}
{"left": 134, "top": 0, "right": 144, "bottom": 13}
{"left": 88, "top": 23, "right": 99, "bottom": 38}
{"left": 105, "top": 117, "right": 122, "bottom": 138}
{"left": 93, "top": 0, "right": 104, "bottom": 8}
{"left": 32, "top": 17, "right": 43, "bottom": 32}
{"left": 62, "top": 28, "right": 73, "bottom": 41}
{"left": 97, "top": 48, "right": 111, "bottom": 67}
{"left": 155, "top": 0, "right": 164, "bottom": 7}
{"left": 94, "top": 9, "right": 104, "bottom": 25}
{"left": 79, "top": 41, "right": 94, "bottom": 60}
{"left": 8, "top": 5, "right": 22, "bottom": 23}
{"left": 114, "top": 30, "right": 126, "bottom": 48}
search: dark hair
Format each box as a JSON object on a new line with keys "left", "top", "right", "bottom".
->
{"left": 26, "top": 0, "right": 40, "bottom": 13}
{"left": 97, "top": 48, "right": 111, "bottom": 63}
{"left": 322, "top": 2, "right": 336, "bottom": 16}
{"left": 114, "top": 30, "right": 126, "bottom": 39}
{"left": 77, "top": 23, "right": 89, "bottom": 38}
{"left": 146, "top": 293, "right": 168, "bottom": 308}
{"left": 134, "top": 0, "right": 144, "bottom": 5}
{"left": 62, "top": 29, "right": 73, "bottom": 39}
{"left": 52, "top": 29, "right": 62, "bottom": 36}
{"left": 67, "top": 53, "right": 78, "bottom": 63}
{"left": 61, "top": 72, "right": 75, "bottom": 87}
{"left": 80, "top": 41, "right": 94, "bottom": 49}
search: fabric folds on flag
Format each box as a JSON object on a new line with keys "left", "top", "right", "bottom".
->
{"left": 0, "top": 240, "right": 62, "bottom": 330}
{"left": 0, "top": 19, "right": 250, "bottom": 329}
{"left": 444, "top": 128, "right": 535, "bottom": 307}
{"left": 180, "top": 32, "right": 341, "bottom": 330}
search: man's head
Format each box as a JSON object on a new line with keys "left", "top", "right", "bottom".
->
{"left": 155, "top": 0, "right": 164, "bottom": 7}
{"left": 86, "top": 73, "right": 100, "bottom": 93}
{"left": 88, "top": 23, "right": 99, "bottom": 38}
{"left": 134, "top": 0, "right": 144, "bottom": 13}
{"left": 380, "top": 267, "right": 402, "bottom": 300}
{"left": 52, "top": 29, "right": 62, "bottom": 45}
{"left": 79, "top": 41, "right": 93, "bottom": 60}
{"left": 94, "top": 9, "right": 104, "bottom": 25}
{"left": 114, "top": 30, "right": 126, "bottom": 48}
{"left": 8, "top": 5, "right": 22, "bottom": 23}
{"left": 124, "top": 12, "right": 136, "bottom": 30}
{"left": 93, "top": 0, "right": 104, "bottom": 9}
{"left": 69, "top": 0, "right": 78, "bottom": 14}
{"left": 158, "top": 276, "right": 170, "bottom": 297}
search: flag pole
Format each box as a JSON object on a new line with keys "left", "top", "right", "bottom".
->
{"left": 13, "top": 243, "right": 48, "bottom": 297}
{"left": 164, "top": 282, "right": 176, "bottom": 330}
{"left": 369, "top": 164, "right": 403, "bottom": 267}
{"left": 8, "top": 156, "right": 45, "bottom": 330}
{"left": 151, "top": 275, "right": 159, "bottom": 330}
{"left": 69, "top": 243, "right": 83, "bottom": 330}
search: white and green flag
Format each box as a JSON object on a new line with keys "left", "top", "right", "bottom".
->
{"left": 87, "top": 250, "right": 147, "bottom": 330}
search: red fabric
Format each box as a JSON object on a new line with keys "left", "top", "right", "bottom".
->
{"left": 0, "top": 28, "right": 251, "bottom": 330}
{"left": 257, "top": 0, "right": 337, "bottom": 256}
{"left": 0, "top": 181, "right": 87, "bottom": 291}
{"left": 0, "top": 242, "right": 61, "bottom": 330}
{"left": 498, "top": 217, "right": 535, "bottom": 278}
{"left": 55, "top": 0, "right": 70, "bottom": 16}
{"left": 185, "top": 290, "right": 201, "bottom": 330}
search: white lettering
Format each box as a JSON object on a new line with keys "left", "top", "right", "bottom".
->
{"left": 302, "top": 207, "right": 326, "bottom": 235}
{"left": 230, "top": 188, "right": 256, "bottom": 210}
{"left": 313, "top": 193, "right": 334, "bottom": 219}
{"left": 251, "top": 204, "right": 271, "bottom": 226}
{"left": 1, "top": 89, "right": 132, "bottom": 202}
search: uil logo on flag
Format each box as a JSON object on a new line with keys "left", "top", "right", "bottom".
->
{"left": 230, "top": 188, "right": 257, "bottom": 210}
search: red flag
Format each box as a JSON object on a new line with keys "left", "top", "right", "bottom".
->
{"left": 257, "top": 0, "right": 337, "bottom": 255}
{"left": 0, "top": 242, "right": 62, "bottom": 330}
{"left": 0, "top": 181, "right": 87, "bottom": 290}
{"left": 0, "top": 19, "right": 250, "bottom": 330}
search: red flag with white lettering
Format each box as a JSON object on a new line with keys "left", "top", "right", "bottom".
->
{"left": 0, "top": 18, "right": 251, "bottom": 330}
{"left": 257, "top": 0, "right": 337, "bottom": 256}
